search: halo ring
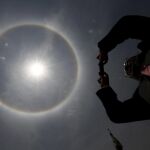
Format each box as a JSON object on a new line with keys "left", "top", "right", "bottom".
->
{"left": 0, "top": 22, "right": 80, "bottom": 116}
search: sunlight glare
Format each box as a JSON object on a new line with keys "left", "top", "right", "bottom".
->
{"left": 25, "top": 60, "right": 47, "bottom": 81}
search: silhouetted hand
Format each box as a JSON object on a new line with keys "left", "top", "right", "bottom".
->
{"left": 97, "top": 50, "right": 108, "bottom": 64}
{"left": 98, "top": 72, "right": 110, "bottom": 88}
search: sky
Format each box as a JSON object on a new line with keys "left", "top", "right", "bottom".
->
{"left": 0, "top": 0, "right": 150, "bottom": 150}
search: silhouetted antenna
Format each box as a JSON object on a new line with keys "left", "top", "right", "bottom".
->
{"left": 108, "top": 128, "right": 123, "bottom": 150}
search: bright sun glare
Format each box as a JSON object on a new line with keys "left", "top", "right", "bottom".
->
{"left": 25, "top": 60, "right": 47, "bottom": 81}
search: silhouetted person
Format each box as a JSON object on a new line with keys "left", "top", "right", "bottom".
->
{"left": 96, "top": 15, "right": 150, "bottom": 123}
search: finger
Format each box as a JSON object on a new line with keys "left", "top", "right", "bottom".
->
{"left": 103, "top": 72, "right": 108, "bottom": 76}
{"left": 102, "top": 60, "right": 107, "bottom": 64}
{"left": 103, "top": 74, "right": 107, "bottom": 77}
{"left": 100, "top": 73, "right": 108, "bottom": 79}
{"left": 103, "top": 74, "right": 109, "bottom": 79}
{"left": 99, "top": 73, "right": 105, "bottom": 78}
{"left": 99, "top": 58, "right": 108, "bottom": 64}
{"left": 96, "top": 54, "right": 101, "bottom": 60}
{"left": 98, "top": 79, "right": 101, "bottom": 84}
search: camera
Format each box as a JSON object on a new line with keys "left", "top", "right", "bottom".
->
{"left": 124, "top": 54, "right": 143, "bottom": 80}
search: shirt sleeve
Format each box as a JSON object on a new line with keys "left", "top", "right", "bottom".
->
{"left": 98, "top": 15, "right": 150, "bottom": 53}
{"left": 96, "top": 86, "right": 150, "bottom": 123}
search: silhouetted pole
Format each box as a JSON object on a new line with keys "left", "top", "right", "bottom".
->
{"left": 108, "top": 128, "right": 123, "bottom": 150}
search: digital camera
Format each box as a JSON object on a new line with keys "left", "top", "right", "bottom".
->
{"left": 124, "top": 53, "right": 144, "bottom": 80}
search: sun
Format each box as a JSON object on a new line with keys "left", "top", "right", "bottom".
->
{"left": 25, "top": 60, "right": 47, "bottom": 81}
{"left": 28, "top": 61, "right": 46, "bottom": 78}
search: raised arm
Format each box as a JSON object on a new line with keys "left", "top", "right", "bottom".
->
{"left": 98, "top": 15, "right": 150, "bottom": 53}
{"left": 97, "top": 72, "right": 150, "bottom": 123}
{"left": 96, "top": 87, "right": 150, "bottom": 123}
